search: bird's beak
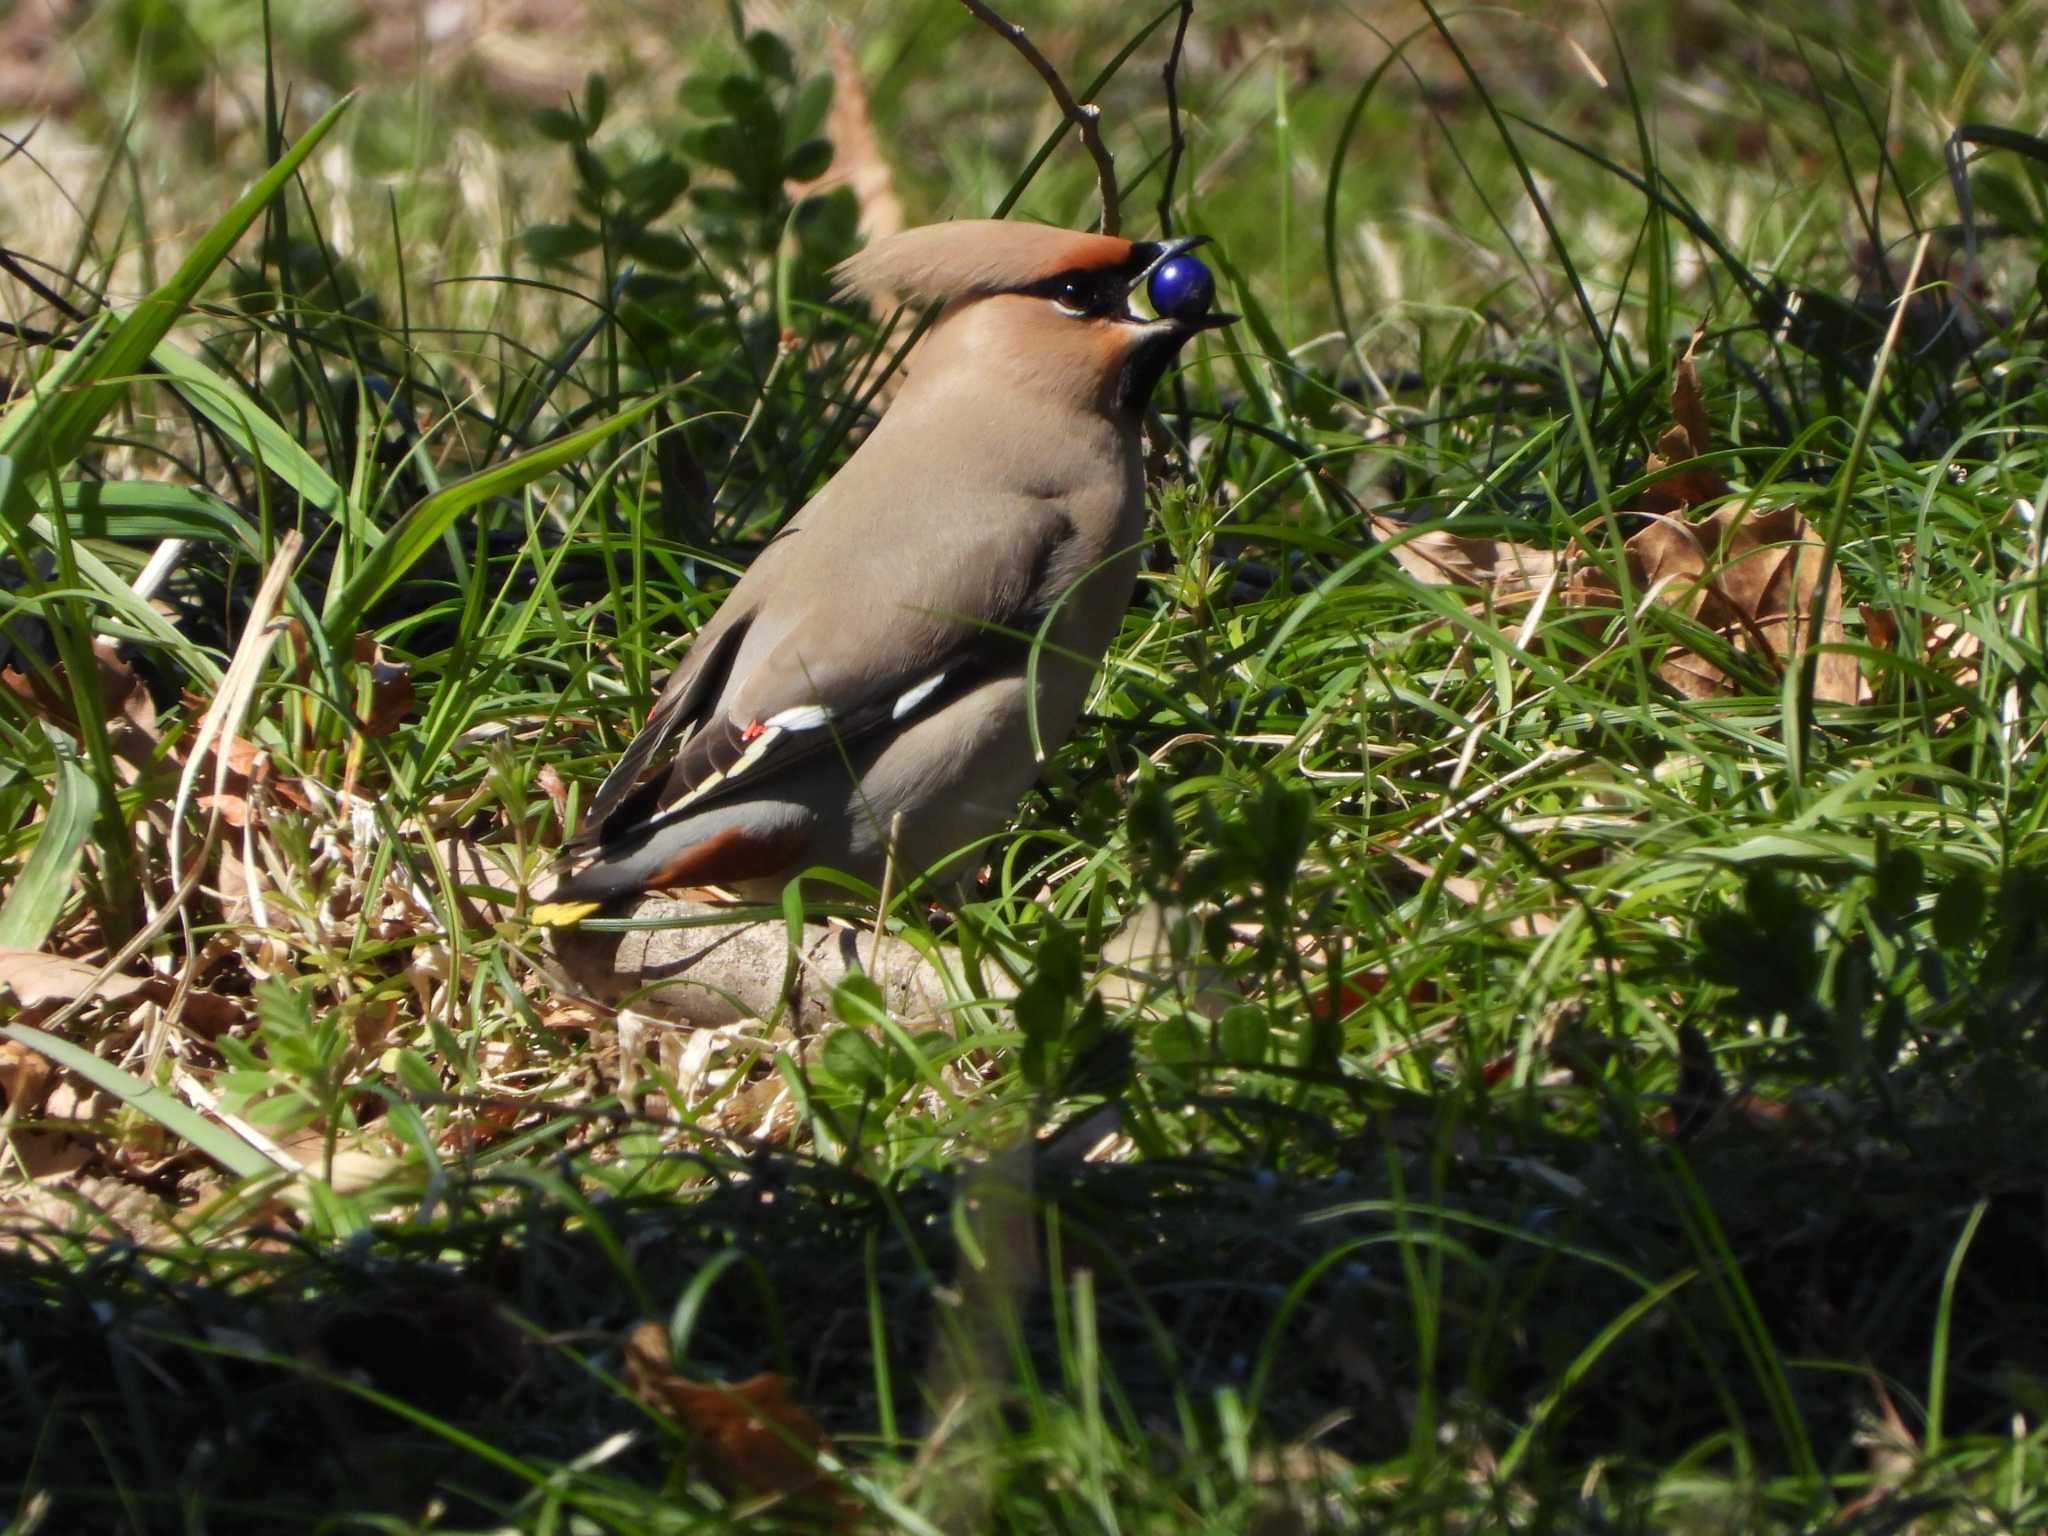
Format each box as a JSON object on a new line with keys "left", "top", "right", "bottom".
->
{"left": 1126, "top": 235, "right": 1238, "bottom": 332}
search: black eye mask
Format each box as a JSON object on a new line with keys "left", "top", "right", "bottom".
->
{"left": 1022, "top": 266, "right": 1137, "bottom": 316}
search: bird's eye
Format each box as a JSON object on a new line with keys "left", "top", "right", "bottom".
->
{"left": 1054, "top": 278, "right": 1090, "bottom": 315}
{"left": 1147, "top": 255, "right": 1216, "bottom": 321}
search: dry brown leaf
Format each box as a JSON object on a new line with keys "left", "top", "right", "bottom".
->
{"left": 0, "top": 1038, "right": 54, "bottom": 1117}
{"left": 1576, "top": 503, "right": 1858, "bottom": 704}
{"left": 363, "top": 659, "right": 416, "bottom": 738}
{"left": 1857, "top": 603, "right": 1898, "bottom": 652}
{"left": 217, "top": 839, "right": 256, "bottom": 925}
{"left": 1369, "top": 514, "right": 1562, "bottom": 594}
{"left": 1669, "top": 351, "right": 1713, "bottom": 477}
{"left": 207, "top": 734, "right": 310, "bottom": 813}
{"left": 622, "top": 1322, "right": 840, "bottom": 1504}
{"left": 0, "top": 638, "right": 157, "bottom": 755}
{"left": 1637, "top": 347, "right": 1730, "bottom": 515}
{"left": 0, "top": 1045, "right": 96, "bottom": 1178}
{"left": 537, "top": 762, "right": 570, "bottom": 823}
{"left": 352, "top": 632, "right": 417, "bottom": 739}
{"left": 176, "top": 989, "right": 249, "bottom": 1039}
{"left": 0, "top": 949, "right": 160, "bottom": 1016}
{"left": 199, "top": 793, "right": 254, "bottom": 828}
{"left": 1573, "top": 351, "right": 1858, "bottom": 702}
{"left": 1437, "top": 872, "right": 1558, "bottom": 938}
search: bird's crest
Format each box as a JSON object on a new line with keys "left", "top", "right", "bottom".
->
{"left": 833, "top": 220, "right": 1133, "bottom": 307}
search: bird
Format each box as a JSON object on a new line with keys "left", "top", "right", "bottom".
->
{"left": 530, "top": 219, "right": 1233, "bottom": 926}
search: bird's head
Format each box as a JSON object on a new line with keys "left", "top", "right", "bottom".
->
{"left": 834, "top": 220, "right": 1235, "bottom": 418}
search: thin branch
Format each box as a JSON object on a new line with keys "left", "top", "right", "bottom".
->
{"left": 1157, "top": 0, "right": 1194, "bottom": 236}
{"left": 0, "top": 245, "right": 91, "bottom": 324}
{"left": 957, "top": 0, "right": 1121, "bottom": 235}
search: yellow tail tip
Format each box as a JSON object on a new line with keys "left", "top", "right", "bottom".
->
{"left": 530, "top": 899, "right": 603, "bottom": 928}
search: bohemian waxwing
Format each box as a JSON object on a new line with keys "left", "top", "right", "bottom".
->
{"left": 532, "top": 219, "right": 1233, "bottom": 924}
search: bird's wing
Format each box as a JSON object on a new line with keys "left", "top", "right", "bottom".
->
{"left": 572, "top": 608, "right": 753, "bottom": 846}
{"left": 584, "top": 504, "right": 1077, "bottom": 848}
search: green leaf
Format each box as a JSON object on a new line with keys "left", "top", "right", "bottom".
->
{"left": 0, "top": 93, "right": 354, "bottom": 532}
{"left": 832, "top": 972, "right": 888, "bottom": 1028}
{"left": 0, "top": 458, "right": 220, "bottom": 684}
{"left": 1970, "top": 168, "right": 2039, "bottom": 234}
{"left": 150, "top": 339, "right": 349, "bottom": 522}
{"left": 745, "top": 30, "right": 794, "bottom": 82}
{"left": 676, "top": 71, "right": 727, "bottom": 117}
{"left": 1037, "top": 927, "right": 1084, "bottom": 999}
{"left": 786, "top": 76, "right": 833, "bottom": 143}
{"left": 0, "top": 1020, "right": 279, "bottom": 1180}
{"left": 616, "top": 155, "right": 690, "bottom": 214}
{"left": 320, "top": 391, "right": 662, "bottom": 649}
{"left": 571, "top": 143, "right": 609, "bottom": 193}
{"left": 0, "top": 312, "right": 112, "bottom": 462}
{"left": 1218, "top": 1005, "right": 1270, "bottom": 1067}
{"left": 1933, "top": 872, "right": 1986, "bottom": 950}
{"left": 523, "top": 222, "right": 604, "bottom": 263}
{"left": 822, "top": 1026, "right": 888, "bottom": 1092}
{"left": 1149, "top": 1016, "right": 1200, "bottom": 1067}
{"left": 783, "top": 138, "right": 833, "bottom": 183}
{"left": 394, "top": 1047, "right": 442, "bottom": 1096}
{"left": 1013, "top": 975, "right": 1068, "bottom": 1091}
{"left": 681, "top": 123, "right": 750, "bottom": 179}
{"left": 0, "top": 729, "right": 96, "bottom": 949}
{"left": 58, "top": 478, "right": 264, "bottom": 552}
{"left": 1872, "top": 846, "right": 1924, "bottom": 919}
{"left": 533, "top": 105, "right": 582, "bottom": 142}
{"left": 621, "top": 229, "right": 696, "bottom": 271}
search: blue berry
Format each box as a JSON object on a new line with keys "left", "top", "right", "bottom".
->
{"left": 1148, "top": 254, "right": 1215, "bottom": 321}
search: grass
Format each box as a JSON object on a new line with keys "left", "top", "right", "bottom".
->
{"left": 4, "top": 0, "right": 2048, "bottom": 1528}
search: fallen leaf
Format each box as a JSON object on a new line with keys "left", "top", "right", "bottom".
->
{"left": 0, "top": 1033, "right": 95, "bottom": 1177}
{"left": 1858, "top": 603, "right": 1898, "bottom": 652}
{"left": 0, "top": 949, "right": 160, "bottom": 1016}
{"left": 363, "top": 658, "right": 415, "bottom": 737}
{"left": 198, "top": 793, "right": 254, "bottom": 827}
{"left": 1671, "top": 347, "right": 1712, "bottom": 466}
{"left": 1636, "top": 350, "right": 1728, "bottom": 516}
{"left": 0, "top": 637, "right": 157, "bottom": 754}
{"left": 1370, "top": 515, "right": 1564, "bottom": 594}
{"left": 352, "top": 632, "right": 417, "bottom": 738}
{"left": 537, "top": 762, "right": 570, "bottom": 822}
{"left": 622, "top": 1322, "right": 839, "bottom": 1503}
{"left": 0, "top": 1038, "right": 53, "bottom": 1117}
{"left": 1574, "top": 501, "right": 1858, "bottom": 703}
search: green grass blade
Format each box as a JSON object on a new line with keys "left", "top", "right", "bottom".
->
{"left": 0, "top": 1020, "right": 279, "bottom": 1180}
{"left": 0, "top": 729, "right": 97, "bottom": 949}
{"left": 320, "top": 392, "right": 661, "bottom": 648}
{"left": 0, "top": 314, "right": 113, "bottom": 458}
{"left": 1926, "top": 1197, "right": 1989, "bottom": 1458}
{"left": 57, "top": 479, "right": 266, "bottom": 554}
{"left": 0, "top": 93, "right": 354, "bottom": 529}
{"left": 149, "top": 340, "right": 350, "bottom": 525}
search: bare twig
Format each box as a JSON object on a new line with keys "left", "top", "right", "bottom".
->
{"left": 1156, "top": 0, "right": 1198, "bottom": 439}
{"left": 957, "top": 0, "right": 1121, "bottom": 235}
{"left": 1157, "top": 0, "right": 1195, "bottom": 236}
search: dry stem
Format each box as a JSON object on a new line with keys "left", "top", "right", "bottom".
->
{"left": 956, "top": 0, "right": 1121, "bottom": 234}
{"left": 1157, "top": 0, "right": 1194, "bottom": 235}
